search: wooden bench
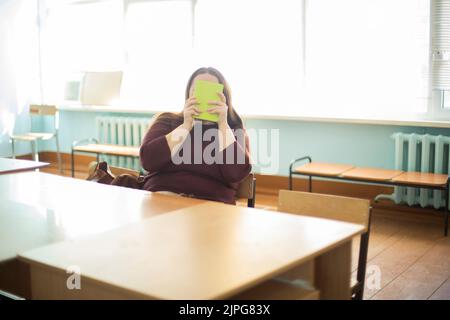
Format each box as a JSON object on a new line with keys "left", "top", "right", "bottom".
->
{"left": 71, "top": 138, "right": 140, "bottom": 177}
{"left": 289, "top": 156, "right": 450, "bottom": 236}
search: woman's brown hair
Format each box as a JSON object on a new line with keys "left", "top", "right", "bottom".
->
{"left": 155, "top": 67, "right": 244, "bottom": 129}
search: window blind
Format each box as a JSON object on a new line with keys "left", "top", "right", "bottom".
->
{"left": 432, "top": 0, "right": 450, "bottom": 90}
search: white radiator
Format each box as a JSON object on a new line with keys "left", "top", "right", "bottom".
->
{"left": 96, "top": 116, "right": 152, "bottom": 170}
{"left": 381, "top": 133, "right": 450, "bottom": 209}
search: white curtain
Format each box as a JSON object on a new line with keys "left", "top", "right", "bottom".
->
{"left": 0, "top": 0, "right": 39, "bottom": 155}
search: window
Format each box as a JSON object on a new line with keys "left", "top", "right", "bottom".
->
{"left": 305, "top": 0, "right": 430, "bottom": 119}
{"left": 37, "top": 0, "right": 450, "bottom": 122}
{"left": 121, "top": 0, "right": 193, "bottom": 110}
{"left": 194, "top": 0, "right": 304, "bottom": 117}
{"left": 40, "top": 0, "right": 124, "bottom": 103}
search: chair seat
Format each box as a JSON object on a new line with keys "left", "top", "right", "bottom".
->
{"left": 11, "top": 132, "right": 55, "bottom": 141}
{"left": 28, "top": 132, "right": 55, "bottom": 140}
{"left": 341, "top": 167, "right": 404, "bottom": 182}
{"left": 10, "top": 134, "right": 37, "bottom": 141}
{"left": 294, "top": 162, "right": 354, "bottom": 177}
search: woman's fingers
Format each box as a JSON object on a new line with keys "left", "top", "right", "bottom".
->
{"left": 207, "top": 106, "right": 225, "bottom": 114}
{"left": 185, "top": 101, "right": 199, "bottom": 110}
{"left": 187, "top": 106, "right": 200, "bottom": 115}
{"left": 187, "top": 97, "right": 197, "bottom": 104}
{"left": 217, "top": 92, "right": 226, "bottom": 103}
{"left": 184, "top": 105, "right": 200, "bottom": 122}
{"left": 208, "top": 101, "right": 226, "bottom": 106}
{"left": 184, "top": 97, "right": 198, "bottom": 108}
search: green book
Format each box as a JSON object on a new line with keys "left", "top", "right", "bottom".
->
{"left": 193, "top": 80, "right": 224, "bottom": 122}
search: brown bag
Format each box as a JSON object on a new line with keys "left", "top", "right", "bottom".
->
{"left": 86, "top": 161, "right": 115, "bottom": 185}
{"left": 111, "top": 174, "right": 146, "bottom": 190}
{"left": 87, "top": 161, "right": 145, "bottom": 190}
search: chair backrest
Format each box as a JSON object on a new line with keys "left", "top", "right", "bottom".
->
{"left": 29, "top": 104, "right": 57, "bottom": 116}
{"left": 278, "top": 189, "right": 370, "bottom": 228}
{"left": 29, "top": 104, "right": 59, "bottom": 132}
{"left": 236, "top": 173, "right": 256, "bottom": 207}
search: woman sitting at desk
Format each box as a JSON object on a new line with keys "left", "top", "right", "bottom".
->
{"left": 89, "top": 67, "right": 251, "bottom": 205}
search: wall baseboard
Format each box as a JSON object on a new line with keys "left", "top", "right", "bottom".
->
{"left": 16, "top": 151, "right": 446, "bottom": 224}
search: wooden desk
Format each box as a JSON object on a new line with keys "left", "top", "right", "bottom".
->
{"left": 0, "top": 158, "right": 49, "bottom": 175}
{"left": 0, "top": 171, "right": 205, "bottom": 297}
{"left": 18, "top": 202, "right": 364, "bottom": 300}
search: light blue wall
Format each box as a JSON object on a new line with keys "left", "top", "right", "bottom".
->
{"left": 244, "top": 119, "right": 449, "bottom": 175}
{"left": 40, "top": 110, "right": 154, "bottom": 153}
{"left": 32, "top": 110, "right": 450, "bottom": 176}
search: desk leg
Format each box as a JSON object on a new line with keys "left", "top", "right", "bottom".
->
{"left": 314, "top": 240, "right": 351, "bottom": 300}
{"left": 0, "top": 259, "right": 31, "bottom": 299}
{"left": 445, "top": 182, "right": 449, "bottom": 237}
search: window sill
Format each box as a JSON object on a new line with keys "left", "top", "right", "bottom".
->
{"left": 58, "top": 105, "right": 450, "bottom": 129}
{"left": 244, "top": 114, "right": 450, "bottom": 129}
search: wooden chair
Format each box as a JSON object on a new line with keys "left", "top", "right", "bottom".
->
{"left": 88, "top": 163, "right": 256, "bottom": 208}
{"left": 236, "top": 173, "right": 256, "bottom": 208}
{"left": 278, "top": 189, "right": 372, "bottom": 300}
{"left": 10, "top": 104, "right": 62, "bottom": 173}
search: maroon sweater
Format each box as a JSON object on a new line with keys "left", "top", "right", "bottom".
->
{"left": 139, "top": 114, "right": 252, "bottom": 204}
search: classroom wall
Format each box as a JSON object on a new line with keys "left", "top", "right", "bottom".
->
{"left": 32, "top": 110, "right": 450, "bottom": 176}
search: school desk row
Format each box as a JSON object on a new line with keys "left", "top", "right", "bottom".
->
{"left": 0, "top": 158, "right": 364, "bottom": 300}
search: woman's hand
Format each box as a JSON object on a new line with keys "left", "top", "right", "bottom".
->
{"left": 183, "top": 97, "right": 200, "bottom": 128}
{"left": 208, "top": 92, "right": 228, "bottom": 127}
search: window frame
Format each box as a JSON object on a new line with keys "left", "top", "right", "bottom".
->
{"left": 38, "top": 0, "right": 450, "bottom": 123}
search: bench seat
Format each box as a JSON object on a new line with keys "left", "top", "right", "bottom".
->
{"left": 341, "top": 167, "right": 403, "bottom": 182}
{"left": 392, "top": 172, "right": 449, "bottom": 187}
{"left": 72, "top": 143, "right": 140, "bottom": 157}
{"left": 294, "top": 162, "right": 354, "bottom": 177}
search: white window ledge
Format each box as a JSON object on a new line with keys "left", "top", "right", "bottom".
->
{"left": 57, "top": 105, "right": 450, "bottom": 129}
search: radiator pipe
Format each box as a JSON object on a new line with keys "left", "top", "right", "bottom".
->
{"left": 374, "top": 193, "right": 396, "bottom": 203}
